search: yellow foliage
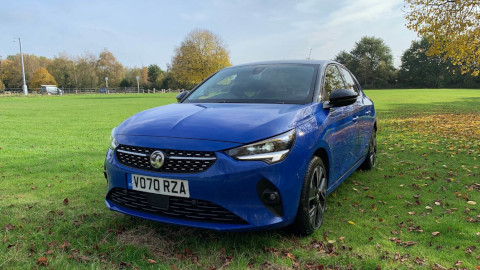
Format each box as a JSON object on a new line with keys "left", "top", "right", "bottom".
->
{"left": 30, "top": 67, "right": 57, "bottom": 89}
{"left": 384, "top": 113, "right": 480, "bottom": 143}
{"left": 405, "top": 0, "right": 480, "bottom": 76}
{"left": 170, "top": 29, "right": 231, "bottom": 88}
{"left": 97, "top": 49, "right": 125, "bottom": 87}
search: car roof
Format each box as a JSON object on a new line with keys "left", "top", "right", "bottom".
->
{"left": 225, "top": 60, "right": 337, "bottom": 69}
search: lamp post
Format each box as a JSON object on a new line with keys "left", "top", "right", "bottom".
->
{"left": 105, "top": 77, "right": 108, "bottom": 94}
{"left": 14, "top": 38, "right": 28, "bottom": 95}
{"left": 136, "top": 76, "right": 140, "bottom": 93}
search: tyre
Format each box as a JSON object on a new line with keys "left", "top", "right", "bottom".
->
{"left": 292, "top": 156, "right": 327, "bottom": 236}
{"left": 361, "top": 129, "right": 377, "bottom": 170}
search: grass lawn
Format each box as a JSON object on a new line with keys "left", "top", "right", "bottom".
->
{"left": 0, "top": 89, "right": 479, "bottom": 269}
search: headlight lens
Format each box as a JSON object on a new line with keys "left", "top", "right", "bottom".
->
{"left": 225, "top": 129, "right": 295, "bottom": 164}
{"left": 109, "top": 127, "right": 118, "bottom": 150}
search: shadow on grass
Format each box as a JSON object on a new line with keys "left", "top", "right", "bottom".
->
{"left": 113, "top": 215, "right": 294, "bottom": 260}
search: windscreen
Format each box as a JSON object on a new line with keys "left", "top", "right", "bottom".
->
{"left": 183, "top": 64, "right": 317, "bottom": 104}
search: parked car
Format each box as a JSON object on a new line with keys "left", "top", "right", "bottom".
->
{"left": 104, "top": 60, "right": 377, "bottom": 235}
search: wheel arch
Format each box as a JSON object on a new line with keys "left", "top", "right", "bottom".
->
{"left": 312, "top": 147, "right": 330, "bottom": 185}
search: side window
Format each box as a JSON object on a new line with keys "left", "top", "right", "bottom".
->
{"left": 324, "top": 65, "right": 345, "bottom": 100}
{"left": 339, "top": 67, "right": 358, "bottom": 93}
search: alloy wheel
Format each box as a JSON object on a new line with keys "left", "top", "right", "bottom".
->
{"left": 308, "top": 165, "right": 327, "bottom": 228}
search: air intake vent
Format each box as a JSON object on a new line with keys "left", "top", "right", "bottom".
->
{"left": 107, "top": 188, "right": 248, "bottom": 225}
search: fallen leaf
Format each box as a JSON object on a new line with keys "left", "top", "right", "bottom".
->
{"left": 147, "top": 259, "right": 156, "bottom": 264}
{"left": 467, "top": 201, "right": 477, "bottom": 205}
{"left": 403, "top": 241, "right": 418, "bottom": 247}
{"left": 434, "top": 263, "right": 447, "bottom": 270}
{"left": 37, "top": 257, "right": 48, "bottom": 266}
{"left": 348, "top": 221, "right": 355, "bottom": 225}
{"left": 44, "top": 250, "right": 54, "bottom": 255}
{"left": 119, "top": 262, "right": 131, "bottom": 268}
{"left": 465, "top": 246, "right": 476, "bottom": 254}
{"left": 432, "top": 232, "right": 440, "bottom": 236}
{"left": 63, "top": 198, "right": 69, "bottom": 205}
{"left": 3, "top": 224, "right": 16, "bottom": 230}
{"left": 59, "top": 241, "right": 70, "bottom": 251}
{"left": 414, "top": 257, "right": 425, "bottom": 265}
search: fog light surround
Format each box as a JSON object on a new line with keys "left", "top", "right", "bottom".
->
{"left": 257, "top": 179, "right": 283, "bottom": 216}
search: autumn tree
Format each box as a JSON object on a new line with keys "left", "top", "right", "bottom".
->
{"left": 48, "top": 53, "right": 76, "bottom": 88}
{"left": 170, "top": 29, "right": 231, "bottom": 89}
{"left": 0, "top": 60, "right": 3, "bottom": 90}
{"left": 335, "top": 36, "right": 395, "bottom": 88}
{"left": 122, "top": 67, "right": 140, "bottom": 87}
{"left": 29, "top": 67, "right": 57, "bottom": 89}
{"left": 0, "top": 59, "right": 14, "bottom": 89}
{"left": 141, "top": 66, "right": 149, "bottom": 88}
{"left": 5, "top": 54, "right": 50, "bottom": 88}
{"left": 405, "top": 0, "right": 480, "bottom": 76}
{"left": 75, "top": 53, "right": 98, "bottom": 88}
{"left": 399, "top": 37, "right": 480, "bottom": 88}
{"left": 96, "top": 49, "right": 125, "bottom": 87}
{"left": 147, "top": 64, "right": 166, "bottom": 88}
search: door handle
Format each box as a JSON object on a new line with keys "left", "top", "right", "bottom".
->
{"left": 366, "top": 110, "right": 371, "bottom": 115}
{"left": 352, "top": 116, "right": 359, "bottom": 122}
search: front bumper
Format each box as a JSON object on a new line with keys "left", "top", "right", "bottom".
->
{"left": 104, "top": 135, "right": 310, "bottom": 231}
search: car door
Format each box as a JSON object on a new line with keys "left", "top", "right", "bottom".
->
{"left": 318, "top": 65, "right": 359, "bottom": 183}
{"left": 338, "top": 66, "right": 366, "bottom": 161}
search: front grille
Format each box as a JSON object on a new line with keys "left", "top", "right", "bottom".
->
{"left": 107, "top": 188, "right": 248, "bottom": 225}
{"left": 115, "top": 144, "right": 216, "bottom": 173}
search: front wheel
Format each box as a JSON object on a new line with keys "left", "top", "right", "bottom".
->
{"left": 292, "top": 156, "right": 327, "bottom": 236}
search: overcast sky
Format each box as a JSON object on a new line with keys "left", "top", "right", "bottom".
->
{"left": 1, "top": 0, "right": 418, "bottom": 69}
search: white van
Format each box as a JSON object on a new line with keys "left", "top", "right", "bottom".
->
{"left": 41, "top": 85, "right": 63, "bottom": 95}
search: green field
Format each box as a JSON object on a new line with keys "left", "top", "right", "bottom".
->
{"left": 1, "top": 90, "right": 479, "bottom": 269}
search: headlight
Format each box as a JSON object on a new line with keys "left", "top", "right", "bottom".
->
{"left": 225, "top": 129, "right": 295, "bottom": 164}
{"left": 109, "top": 127, "right": 118, "bottom": 150}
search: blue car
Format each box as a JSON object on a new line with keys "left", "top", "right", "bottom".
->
{"left": 104, "top": 60, "right": 377, "bottom": 235}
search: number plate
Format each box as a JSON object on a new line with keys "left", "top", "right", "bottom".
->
{"left": 129, "top": 174, "right": 190, "bottom": 198}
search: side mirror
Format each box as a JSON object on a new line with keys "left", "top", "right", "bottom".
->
{"left": 176, "top": 90, "right": 190, "bottom": 102}
{"left": 329, "top": 88, "right": 358, "bottom": 107}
